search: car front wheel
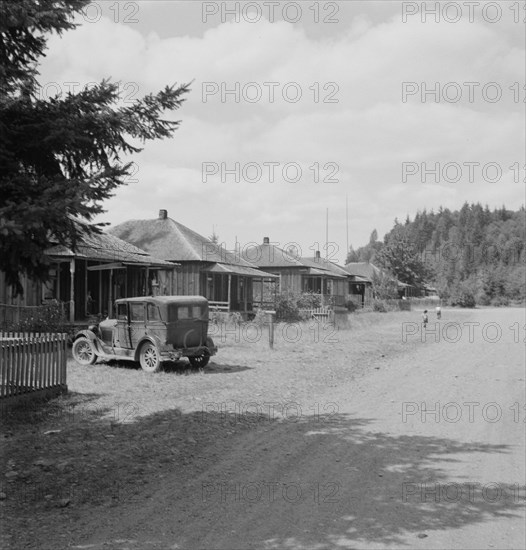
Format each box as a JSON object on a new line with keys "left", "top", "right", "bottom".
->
{"left": 72, "top": 337, "right": 97, "bottom": 366}
{"left": 139, "top": 342, "right": 161, "bottom": 373}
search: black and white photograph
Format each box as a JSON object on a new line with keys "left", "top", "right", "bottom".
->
{"left": 1, "top": 1, "right": 525, "bottom": 548}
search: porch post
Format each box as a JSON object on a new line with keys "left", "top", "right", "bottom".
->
{"left": 84, "top": 260, "right": 88, "bottom": 317}
{"left": 227, "top": 274, "right": 232, "bottom": 313}
{"left": 69, "top": 259, "right": 75, "bottom": 323}
{"left": 145, "top": 267, "right": 149, "bottom": 295}
{"left": 57, "top": 263, "right": 61, "bottom": 302}
{"left": 98, "top": 268, "right": 102, "bottom": 315}
{"left": 108, "top": 268, "right": 113, "bottom": 318}
{"left": 243, "top": 277, "right": 248, "bottom": 313}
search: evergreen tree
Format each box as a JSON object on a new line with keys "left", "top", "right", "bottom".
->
{"left": 375, "top": 236, "right": 428, "bottom": 288}
{"left": 0, "top": 0, "right": 190, "bottom": 294}
{"left": 350, "top": 203, "right": 525, "bottom": 305}
{"left": 345, "top": 246, "right": 360, "bottom": 263}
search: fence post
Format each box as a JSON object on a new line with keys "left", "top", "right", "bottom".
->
{"left": 0, "top": 340, "right": 5, "bottom": 399}
{"left": 61, "top": 334, "right": 67, "bottom": 386}
{"left": 265, "top": 310, "right": 275, "bottom": 349}
{"left": 6, "top": 342, "right": 12, "bottom": 397}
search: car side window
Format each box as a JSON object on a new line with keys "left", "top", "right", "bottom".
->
{"left": 147, "top": 303, "right": 161, "bottom": 321}
{"left": 129, "top": 303, "right": 145, "bottom": 321}
{"left": 116, "top": 303, "right": 127, "bottom": 320}
{"left": 192, "top": 306, "right": 202, "bottom": 318}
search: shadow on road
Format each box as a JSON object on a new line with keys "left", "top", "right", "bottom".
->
{"left": 1, "top": 394, "right": 524, "bottom": 549}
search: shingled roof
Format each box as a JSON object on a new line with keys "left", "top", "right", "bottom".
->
{"left": 243, "top": 238, "right": 306, "bottom": 268}
{"left": 45, "top": 228, "right": 174, "bottom": 267}
{"left": 343, "top": 262, "right": 383, "bottom": 281}
{"left": 244, "top": 239, "right": 351, "bottom": 279}
{"left": 109, "top": 211, "right": 274, "bottom": 278}
{"left": 300, "top": 254, "right": 349, "bottom": 279}
{"left": 343, "top": 262, "right": 411, "bottom": 288}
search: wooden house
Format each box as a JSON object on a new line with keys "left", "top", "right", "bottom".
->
{"left": 109, "top": 210, "right": 277, "bottom": 315}
{"left": 343, "top": 262, "right": 379, "bottom": 306}
{"left": 343, "top": 262, "right": 415, "bottom": 305}
{"left": 243, "top": 238, "right": 349, "bottom": 306}
{"left": 0, "top": 228, "right": 176, "bottom": 323}
{"left": 298, "top": 252, "right": 349, "bottom": 306}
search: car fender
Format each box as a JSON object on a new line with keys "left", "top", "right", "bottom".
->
{"left": 134, "top": 335, "right": 161, "bottom": 361}
{"left": 206, "top": 336, "right": 218, "bottom": 356}
{"left": 74, "top": 329, "right": 97, "bottom": 343}
{"left": 74, "top": 330, "right": 102, "bottom": 355}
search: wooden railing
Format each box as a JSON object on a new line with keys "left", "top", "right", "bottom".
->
{"left": 0, "top": 332, "right": 67, "bottom": 404}
{"left": 209, "top": 301, "right": 229, "bottom": 312}
{"left": 346, "top": 295, "right": 365, "bottom": 308}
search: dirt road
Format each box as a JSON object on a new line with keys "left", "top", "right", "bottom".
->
{"left": 2, "top": 308, "right": 525, "bottom": 549}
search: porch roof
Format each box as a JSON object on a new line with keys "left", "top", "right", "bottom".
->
{"left": 205, "top": 263, "right": 279, "bottom": 278}
{"left": 300, "top": 257, "right": 349, "bottom": 279}
{"left": 86, "top": 261, "right": 174, "bottom": 271}
{"left": 349, "top": 275, "right": 371, "bottom": 283}
{"left": 45, "top": 231, "right": 175, "bottom": 268}
{"left": 304, "top": 266, "right": 335, "bottom": 277}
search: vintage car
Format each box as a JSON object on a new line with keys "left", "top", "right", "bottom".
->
{"left": 72, "top": 296, "right": 217, "bottom": 373}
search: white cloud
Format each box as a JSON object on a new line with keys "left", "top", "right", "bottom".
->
{"left": 37, "top": 6, "right": 525, "bottom": 259}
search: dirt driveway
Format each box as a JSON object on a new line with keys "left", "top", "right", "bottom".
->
{"left": 1, "top": 307, "right": 525, "bottom": 549}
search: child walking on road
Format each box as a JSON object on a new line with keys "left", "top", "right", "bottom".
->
{"left": 422, "top": 309, "right": 429, "bottom": 327}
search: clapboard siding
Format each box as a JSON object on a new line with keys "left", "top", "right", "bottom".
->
{"left": 176, "top": 263, "right": 204, "bottom": 296}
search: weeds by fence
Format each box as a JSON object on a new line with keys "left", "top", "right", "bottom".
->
{"left": 0, "top": 302, "right": 70, "bottom": 332}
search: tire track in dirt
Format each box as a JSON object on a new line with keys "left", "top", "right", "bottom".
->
{"left": 73, "top": 308, "right": 525, "bottom": 550}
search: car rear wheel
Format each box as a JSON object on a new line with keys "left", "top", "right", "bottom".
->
{"left": 72, "top": 337, "right": 97, "bottom": 365}
{"left": 188, "top": 352, "right": 210, "bottom": 369}
{"left": 139, "top": 342, "right": 161, "bottom": 373}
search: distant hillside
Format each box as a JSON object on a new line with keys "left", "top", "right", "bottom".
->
{"left": 347, "top": 204, "right": 526, "bottom": 306}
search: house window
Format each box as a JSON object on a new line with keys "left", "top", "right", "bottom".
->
{"left": 129, "top": 303, "right": 145, "bottom": 321}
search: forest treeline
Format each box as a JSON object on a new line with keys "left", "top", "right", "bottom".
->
{"left": 347, "top": 203, "right": 525, "bottom": 306}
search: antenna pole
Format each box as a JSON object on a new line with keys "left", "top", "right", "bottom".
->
{"left": 325, "top": 207, "right": 328, "bottom": 261}
{"left": 346, "top": 195, "right": 349, "bottom": 257}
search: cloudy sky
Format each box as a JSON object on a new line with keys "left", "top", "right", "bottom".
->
{"left": 39, "top": 0, "right": 525, "bottom": 263}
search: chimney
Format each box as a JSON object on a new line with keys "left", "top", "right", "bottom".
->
{"left": 159, "top": 209, "right": 167, "bottom": 220}
{"left": 315, "top": 250, "right": 321, "bottom": 259}
{"left": 263, "top": 237, "right": 270, "bottom": 244}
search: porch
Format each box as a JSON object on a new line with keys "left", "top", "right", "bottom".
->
{"left": 45, "top": 258, "right": 175, "bottom": 322}
{"left": 302, "top": 275, "right": 346, "bottom": 307}
{"left": 202, "top": 268, "right": 278, "bottom": 315}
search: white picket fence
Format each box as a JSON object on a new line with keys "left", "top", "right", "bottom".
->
{"left": 299, "top": 307, "right": 332, "bottom": 320}
{"left": 0, "top": 332, "right": 68, "bottom": 406}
